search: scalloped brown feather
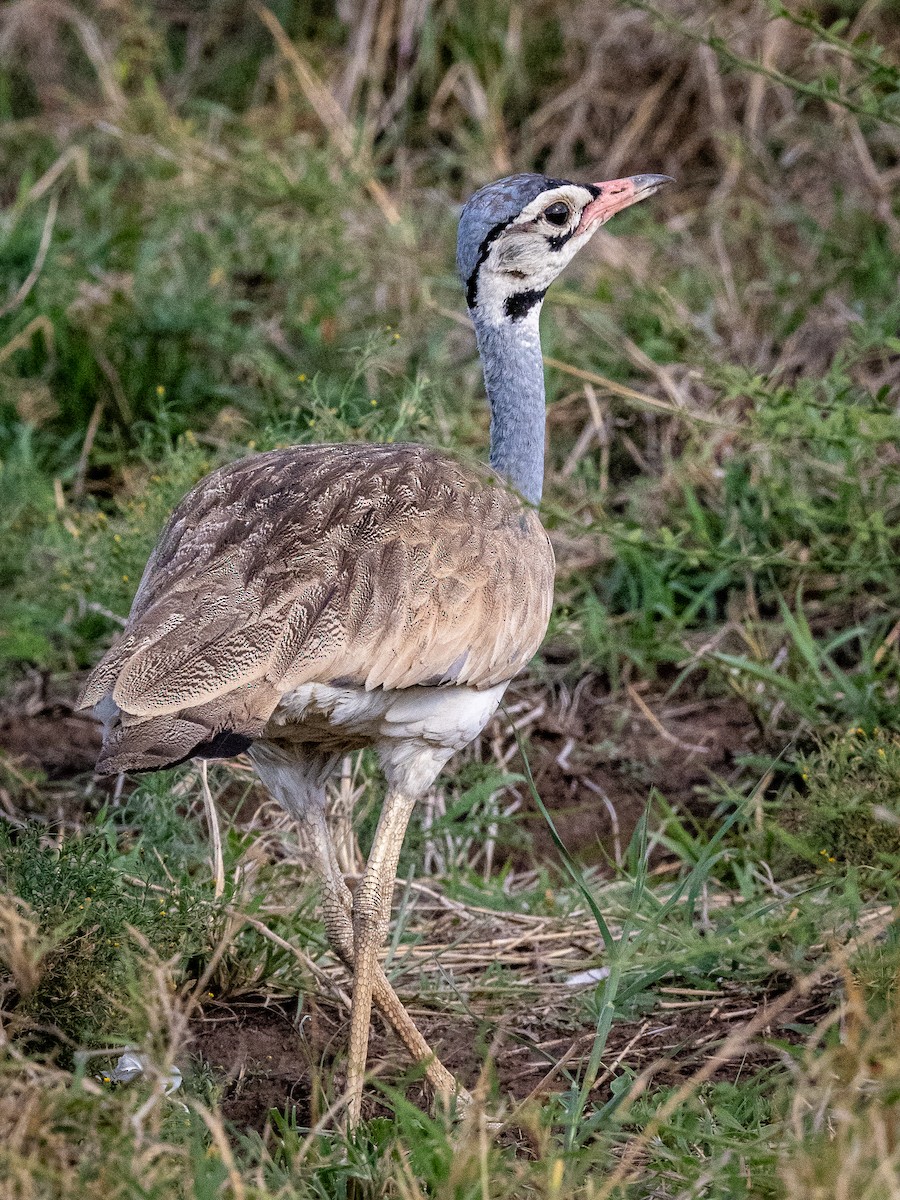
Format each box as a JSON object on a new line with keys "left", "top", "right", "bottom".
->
{"left": 78, "top": 443, "right": 555, "bottom": 774}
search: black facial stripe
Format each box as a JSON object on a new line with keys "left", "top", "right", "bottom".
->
{"left": 466, "top": 217, "right": 513, "bottom": 309}
{"left": 546, "top": 229, "right": 575, "bottom": 252}
{"left": 504, "top": 287, "right": 548, "bottom": 320}
{"left": 585, "top": 183, "right": 601, "bottom": 199}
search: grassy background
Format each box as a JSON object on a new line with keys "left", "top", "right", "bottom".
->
{"left": 1, "top": 0, "right": 900, "bottom": 1195}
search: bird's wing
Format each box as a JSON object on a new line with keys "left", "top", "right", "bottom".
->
{"left": 78, "top": 444, "right": 554, "bottom": 771}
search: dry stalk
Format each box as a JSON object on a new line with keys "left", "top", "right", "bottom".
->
{"left": 198, "top": 761, "right": 225, "bottom": 899}
{"left": 187, "top": 1099, "right": 247, "bottom": 1199}
{"left": 255, "top": 4, "right": 403, "bottom": 227}
{"left": 543, "top": 356, "right": 732, "bottom": 427}
{"left": 72, "top": 400, "right": 104, "bottom": 500}
{"left": 0, "top": 196, "right": 58, "bottom": 322}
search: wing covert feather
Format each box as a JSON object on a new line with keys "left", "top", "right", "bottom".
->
{"left": 79, "top": 444, "right": 555, "bottom": 756}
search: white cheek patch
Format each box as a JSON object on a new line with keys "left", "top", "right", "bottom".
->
{"left": 494, "top": 234, "right": 555, "bottom": 275}
{"left": 472, "top": 184, "right": 600, "bottom": 325}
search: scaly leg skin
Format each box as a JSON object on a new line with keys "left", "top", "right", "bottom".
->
{"left": 304, "top": 803, "right": 470, "bottom": 1121}
{"left": 345, "top": 789, "right": 418, "bottom": 1129}
{"left": 247, "top": 745, "right": 467, "bottom": 1117}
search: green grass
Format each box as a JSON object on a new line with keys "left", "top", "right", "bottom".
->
{"left": 3, "top": 779, "right": 899, "bottom": 1198}
{"left": 1, "top": 0, "right": 900, "bottom": 1195}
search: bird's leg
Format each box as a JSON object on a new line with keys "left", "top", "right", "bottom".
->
{"left": 247, "top": 747, "right": 466, "bottom": 1118}
{"left": 345, "top": 787, "right": 418, "bottom": 1128}
{"left": 304, "top": 803, "right": 469, "bottom": 1115}
{"left": 305, "top": 804, "right": 356, "bottom": 963}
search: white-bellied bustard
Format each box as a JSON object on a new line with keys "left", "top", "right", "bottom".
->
{"left": 78, "top": 171, "right": 671, "bottom": 1127}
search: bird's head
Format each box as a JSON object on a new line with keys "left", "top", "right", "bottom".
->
{"left": 457, "top": 172, "right": 672, "bottom": 327}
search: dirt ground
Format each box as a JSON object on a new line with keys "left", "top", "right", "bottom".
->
{"left": 190, "top": 973, "right": 835, "bottom": 1132}
{"left": 505, "top": 676, "right": 755, "bottom": 865}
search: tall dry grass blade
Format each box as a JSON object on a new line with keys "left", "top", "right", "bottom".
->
{"left": 199, "top": 761, "right": 225, "bottom": 898}
{"left": 596, "top": 904, "right": 899, "bottom": 1198}
{"left": 336, "top": 0, "right": 381, "bottom": 114}
{"left": 255, "top": 4, "right": 402, "bottom": 227}
{"left": 27, "top": 145, "right": 89, "bottom": 203}
{"left": 0, "top": 196, "right": 58, "bottom": 321}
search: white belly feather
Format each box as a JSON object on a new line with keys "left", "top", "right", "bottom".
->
{"left": 263, "top": 680, "right": 508, "bottom": 795}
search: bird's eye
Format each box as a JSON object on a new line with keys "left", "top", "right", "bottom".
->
{"left": 543, "top": 202, "right": 571, "bottom": 227}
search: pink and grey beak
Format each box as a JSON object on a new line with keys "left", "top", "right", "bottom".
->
{"left": 577, "top": 173, "right": 673, "bottom": 233}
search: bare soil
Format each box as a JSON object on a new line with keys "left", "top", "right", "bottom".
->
{"left": 189, "top": 973, "right": 835, "bottom": 1132}
{"left": 0, "top": 671, "right": 101, "bottom": 780}
{"left": 190, "top": 1002, "right": 315, "bottom": 1130}
{"left": 509, "top": 678, "right": 755, "bottom": 865}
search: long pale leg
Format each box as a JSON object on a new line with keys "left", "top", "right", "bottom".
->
{"left": 304, "top": 803, "right": 469, "bottom": 1118}
{"left": 248, "top": 747, "right": 468, "bottom": 1124}
{"left": 345, "top": 788, "right": 418, "bottom": 1128}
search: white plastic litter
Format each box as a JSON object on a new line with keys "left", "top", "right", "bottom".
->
{"left": 564, "top": 966, "right": 611, "bottom": 988}
{"left": 107, "top": 1050, "right": 183, "bottom": 1096}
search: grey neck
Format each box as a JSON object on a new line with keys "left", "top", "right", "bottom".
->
{"left": 473, "top": 309, "right": 546, "bottom": 505}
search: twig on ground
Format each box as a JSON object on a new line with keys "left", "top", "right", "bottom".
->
{"left": 232, "top": 910, "right": 353, "bottom": 1012}
{"left": 625, "top": 683, "right": 710, "bottom": 755}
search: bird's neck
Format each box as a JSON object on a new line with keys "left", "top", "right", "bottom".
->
{"left": 473, "top": 309, "right": 546, "bottom": 506}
